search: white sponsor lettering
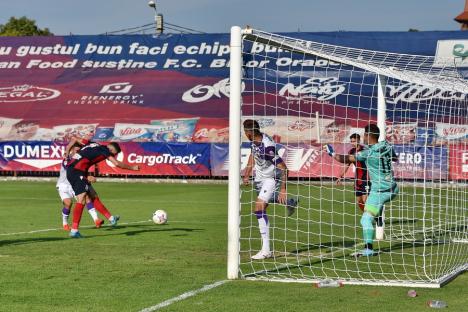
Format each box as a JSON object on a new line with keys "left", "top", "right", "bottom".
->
{"left": 387, "top": 82, "right": 466, "bottom": 104}
{"left": 3, "top": 144, "right": 65, "bottom": 169}
{"left": 0, "top": 85, "right": 61, "bottom": 102}
{"left": 182, "top": 77, "right": 345, "bottom": 103}
{"left": 182, "top": 78, "right": 245, "bottom": 103}
{"left": 128, "top": 153, "right": 198, "bottom": 166}
{"left": 398, "top": 152, "right": 422, "bottom": 165}
{"left": 462, "top": 153, "right": 468, "bottom": 163}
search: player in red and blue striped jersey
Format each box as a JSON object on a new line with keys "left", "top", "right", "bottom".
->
{"left": 335, "top": 133, "right": 371, "bottom": 212}
{"left": 64, "top": 137, "right": 140, "bottom": 238}
{"left": 57, "top": 142, "right": 104, "bottom": 231}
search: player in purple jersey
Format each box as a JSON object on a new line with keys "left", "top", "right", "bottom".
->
{"left": 334, "top": 133, "right": 370, "bottom": 212}
{"left": 242, "top": 119, "right": 298, "bottom": 260}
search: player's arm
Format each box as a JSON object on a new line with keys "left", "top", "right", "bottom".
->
{"left": 64, "top": 136, "right": 89, "bottom": 158}
{"left": 276, "top": 161, "right": 288, "bottom": 204}
{"left": 242, "top": 153, "right": 254, "bottom": 186}
{"left": 107, "top": 156, "right": 140, "bottom": 171}
{"left": 337, "top": 162, "right": 350, "bottom": 185}
{"left": 324, "top": 144, "right": 357, "bottom": 163}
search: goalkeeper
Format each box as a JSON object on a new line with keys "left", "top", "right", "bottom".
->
{"left": 325, "top": 124, "right": 398, "bottom": 256}
{"left": 242, "top": 119, "right": 298, "bottom": 260}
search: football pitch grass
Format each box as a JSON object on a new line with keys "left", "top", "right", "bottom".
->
{"left": 0, "top": 180, "right": 466, "bottom": 312}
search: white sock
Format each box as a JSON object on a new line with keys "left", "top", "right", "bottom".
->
{"left": 62, "top": 207, "right": 70, "bottom": 225}
{"left": 62, "top": 213, "right": 69, "bottom": 226}
{"left": 87, "top": 208, "right": 99, "bottom": 221}
{"left": 257, "top": 215, "right": 270, "bottom": 253}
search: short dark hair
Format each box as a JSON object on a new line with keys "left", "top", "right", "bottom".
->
{"left": 243, "top": 119, "right": 261, "bottom": 134}
{"left": 71, "top": 142, "right": 82, "bottom": 149}
{"left": 364, "top": 124, "right": 380, "bottom": 139}
{"left": 349, "top": 133, "right": 360, "bottom": 140}
{"left": 108, "top": 142, "right": 122, "bottom": 155}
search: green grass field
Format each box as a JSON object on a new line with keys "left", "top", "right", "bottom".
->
{"left": 0, "top": 180, "right": 466, "bottom": 312}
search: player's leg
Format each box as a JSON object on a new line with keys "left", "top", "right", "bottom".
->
{"left": 272, "top": 179, "right": 297, "bottom": 217}
{"left": 57, "top": 185, "right": 74, "bottom": 231}
{"left": 61, "top": 198, "right": 72, "bottom": 231}
{"left": 356, "top": 188, "right": 398, "bottom": 256}
{"left": 87, "top": 188, "right": 119, "bottom": 227}
{"left": 70, "top": 192, "right": 86, "bottom": 238}
{"left": 67, "top": 168, "right": 89, "bottom": 238}
{"left": 85, "top": 186, "right": 104, "bottom": 228}
{"left": 251, "top": 178, "right": 275, "bottom": 260}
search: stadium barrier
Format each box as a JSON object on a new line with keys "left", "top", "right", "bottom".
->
{"left": 0, "top": 141, "right": 466, "bottom": 180}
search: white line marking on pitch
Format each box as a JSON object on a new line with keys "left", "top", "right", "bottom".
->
{"left": 0, "top": 220, "right": 226, "bottom": 236}
{"left": 0, "top": 220, "right": 152, "bottom": 236}
{"left": 139, "top": 280, "right": 228, "bottom": 312}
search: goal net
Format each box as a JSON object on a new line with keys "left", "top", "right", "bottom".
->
{"left": 228, "top": 27, "right": 468, "bottom": 287}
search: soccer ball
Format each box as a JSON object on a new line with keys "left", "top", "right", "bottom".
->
{"left": 152, "top": 210, "right": 168, "bottom": 225}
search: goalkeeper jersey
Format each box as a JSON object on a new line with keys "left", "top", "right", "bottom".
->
{"left": 356, "top": 141, "right": 396, "bottom": 192}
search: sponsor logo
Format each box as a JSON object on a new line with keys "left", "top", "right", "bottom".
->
{"left": 288, "top": 119, "right": 316, "bottom": 132}
{"left": 2, "top": 143, "right": 64, "bottom": 169}
{"left": 435, "top": 123, "right": 468, "bottom": 140}
{"left": 99, "top": 82, "right": 133, "bottom": 94}
{"left": 434, "top": 40, "right": 468, "bottom": 67}
{"left": 0, "top": 85, "right": 61, "bottom": 102}
{"left": 182, "top": 78, "right": 245, "bottom": 103}
{"left": 281, "top": 147, "right": 320, "bottom": 171}
{"left": 67, "top": 82, "right": 144, "bottom": 106}
{"left": 182, "top": 77, "right": 346, "bottom": 103}
{"left": 223, "top": 146, "right": 320, "bottom": 172}
{"left": 278, "top": 77, "right": 346, "bottom": 101}
{"left": 387, "top": 82, "right": 466, "bottom": 104}
{"left": 128, "top": 153, "right": 200, "bottom": 166}
{"left": 452, "top": 44, "right": 468, "bottom": 61}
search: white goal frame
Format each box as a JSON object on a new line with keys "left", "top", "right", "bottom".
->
{"left": 227, "top": 26, "right": 468, "bottom": 288}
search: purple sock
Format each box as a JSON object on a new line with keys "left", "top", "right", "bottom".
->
{"left": 86, "top": 202, "right": 94, "bottom": 210}
{"left": 255, "top": 210, "right": 268, "bottom": 223}
{"left": 62, "top": 207, "right": 70, "bottom": 216}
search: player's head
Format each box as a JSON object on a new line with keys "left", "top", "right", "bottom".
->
{"left": 107, "top": 142, "right": 122, "bottom": 156}
{"left": 349, "top": 133, "right": 360, "bottom": 147}
{"left": 363, "top": 124, "right": 380, "bottom": 144}
{"left": 69, "top": 142, "right": 81, "bottom": 156}
{"left": 243, "top": 119, "right": 261, "bottom": 141}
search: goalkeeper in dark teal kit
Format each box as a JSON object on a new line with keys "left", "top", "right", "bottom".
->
{"left": 325, "top": 124, "right": 398, "bottom": 256}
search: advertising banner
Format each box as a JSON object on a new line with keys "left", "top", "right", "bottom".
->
{"left": 449, "top": 144, "right": 468, "bottom": 180}
{"left": 98, "top": 142, "right": 211, "bottom": 176}
{"left": 393, "top": 145, "right": 448, "bottom": 180}
{"left": 0, "top": 141, "right": 66, "bottom": 171}
{"left": 434, "top": 123, "right": 468, "bottom": 144}
{"left": 210, "top": 142, "right": 354, "bottom": 178}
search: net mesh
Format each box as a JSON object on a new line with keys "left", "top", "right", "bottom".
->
{"left": 237, "top": 29, "right": 468, "bottom": 286}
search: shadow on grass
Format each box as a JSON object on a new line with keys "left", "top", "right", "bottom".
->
{"left": 0, "top": 224, "right": 204, "bottom": 246}
{"left": 0, "top": 236, "right": 69, "bottom": 247}
{"left": 291, "top": 240, "right": 355, "bottom": 254}
{"left": 85, "top": 223, "right": 204, "bottom": 238}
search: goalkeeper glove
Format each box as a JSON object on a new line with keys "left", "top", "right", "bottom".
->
{"left": 324, "top": 144, "right": 335, "bottom": 157}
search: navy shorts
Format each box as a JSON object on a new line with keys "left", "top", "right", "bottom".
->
{"left": 66, "top": 167, "right": 90, "bottom": 196}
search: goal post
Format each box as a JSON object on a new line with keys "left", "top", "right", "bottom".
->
{"left": 228, "top": 27, "right": 468, "bottom": 287}
{"left": 227, "top": 26, "right": 242, "bottom": 280}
